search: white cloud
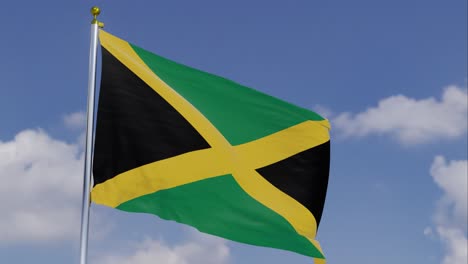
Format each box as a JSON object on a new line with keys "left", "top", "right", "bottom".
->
{"left": 333, "top": 85, "right": 468, "bottom": 144}
{"left": 431, "top": 156, "right": 468, "bottom": 226}
{"left": 0, "top": 129, "right": 84, "bottom": 242}
{"left": 430, "top": 156, "right": 467, "bottom": 264}
{"left": 94, "top": 233, "right": 230, "bottom": 264}
{"left": 63, "top": 111, "right": 86, "bottom": 130}
{"left": 436, "top": 227, "right": 467, "bottom": 264}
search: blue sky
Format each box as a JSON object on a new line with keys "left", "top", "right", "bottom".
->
{"left": 0, "top": 1, "right": 466, "bottom": 264}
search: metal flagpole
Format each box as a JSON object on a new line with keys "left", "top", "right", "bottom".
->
{"left": 79, "top": 6, "right": 103, "bottom": 264}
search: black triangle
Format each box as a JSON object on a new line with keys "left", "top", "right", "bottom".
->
{"left": 93, "top": 48, "right": 211, "bottom": 186}
{"left": 256, "top": 141, "right": 330, "bottom": 227}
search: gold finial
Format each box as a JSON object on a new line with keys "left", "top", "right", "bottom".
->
{"left": 91, "top": 6, "right": 100, "bottom": 17}
{"left": 90, "top": 6, "right": 104, "bottom": 27}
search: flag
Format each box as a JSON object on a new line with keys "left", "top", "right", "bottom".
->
{"left": 92, "top": 30, "right": 330, "bottom": 263}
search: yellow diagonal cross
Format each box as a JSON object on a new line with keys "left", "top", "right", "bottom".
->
{"left": 92, "top": 30, "right": 330, "bottom": 248}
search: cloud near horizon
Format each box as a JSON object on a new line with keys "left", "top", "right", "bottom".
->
{"left": 93, "top": 232, "right": 230, "bottom": 264}
{"left": 0, "top": 129, "right": 83, "bottom": 242}
{"left": 333, "top": 85, "right": 467, "bottom": 144}
{"left": 430, "top": 156, "right": 467, "bottom": 264}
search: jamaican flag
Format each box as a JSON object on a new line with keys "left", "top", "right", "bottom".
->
{"left": 92, "top": 30, "right": 330, "bottom": 263}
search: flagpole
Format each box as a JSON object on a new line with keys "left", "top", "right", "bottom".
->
{"left": 79, "top": 6, "right": 102, "bottom": 264}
